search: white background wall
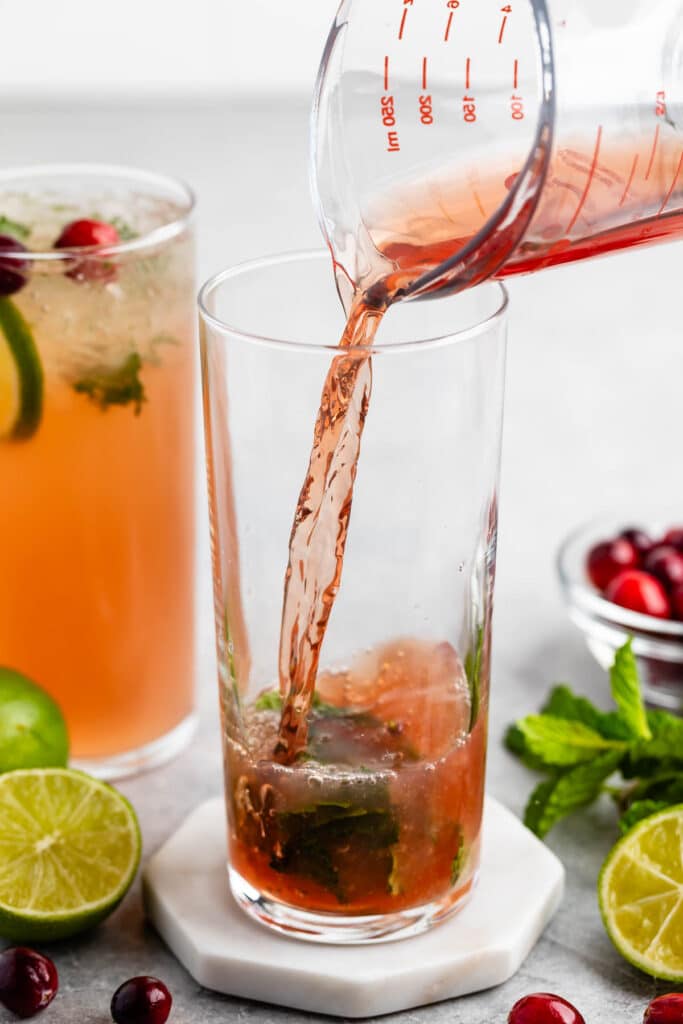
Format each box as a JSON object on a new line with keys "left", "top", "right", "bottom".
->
{"left": 0, "top": 0, "right": 338, "bottom": 103}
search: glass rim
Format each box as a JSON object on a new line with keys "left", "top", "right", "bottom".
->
{"left": 0, "top": 163, "right": 195, "bottom": 261}
{"left": 198, "top": 250, "right": 509, "bottom": 355}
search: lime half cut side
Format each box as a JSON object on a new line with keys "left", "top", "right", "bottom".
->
{"left": 0, "top": 768, "right": 141, "bottom": 941}
{"left": 0, "top": 297, "right": 43, "bottom": 440}
{"left": 599, "top": 804, "right": 683, "bottom": 981}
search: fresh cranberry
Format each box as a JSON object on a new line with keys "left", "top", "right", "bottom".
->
{"left": 644, "top": 546, "right": 683, "bottom": 591}
{"left": 620, "top": 527, "right": 653, "bottom": 557}
{"left": 111, "top": 977, "right": 172, "bottom": 1024}
{"left": 0, "top": 235, "right": 30, "bottom": 297}
{"left": 587, "top": 538, "right": 640, "bottom": 591}
{"left": 508, "top": 992, "right": 585, "bottom": 1024}
{"left": 605, "top": 569, "right": 672, "bottom": 619}
{"left": 0, "top": 947, "right": 58, "bottom": 1018}
{"left": 644, "top": 993, "right": 683, "bottom": 1023}
{"left": 664, "top": 528, "right": 683, "bottom": 552}
{"left": 671, "top": 585, "right": 683, "bottom": 621}
{"left": 54, "top": 219, "right": 120, "bottom": 282}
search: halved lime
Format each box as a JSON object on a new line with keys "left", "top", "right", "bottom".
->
{"left": 599, "top": 804, "right": 683, "bottom": 981}
{"left": 0, "top": 297, "right": 43, "bottom": 440}
{"left": 0, "top": 667, "right": 68, "bottom": 773}
{"left": 0, "top": 768, "right": 141, "bottom": 941}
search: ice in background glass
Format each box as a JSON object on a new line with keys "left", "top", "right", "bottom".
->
{"left": 199, "top": 252, "right": 507, "bottom": 943}
{"left": 0, "top": 165, "right": 197, "bottom": 778}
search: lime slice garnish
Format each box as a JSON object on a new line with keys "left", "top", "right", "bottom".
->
{"left": 0, "top": 667, "right": 68, "bottom": 773}
{"left": 0, "top": 768, "right": 141, "bottom": 941}
{"left": 599, "top": 804, "right": 683, "bottom": 981}
{"left": 0, "top": 297, "right": 43, "bottom": 440}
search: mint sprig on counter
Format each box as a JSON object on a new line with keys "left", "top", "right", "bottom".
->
{"left": 506, "top": 639, "right": 683, "bottom": 838}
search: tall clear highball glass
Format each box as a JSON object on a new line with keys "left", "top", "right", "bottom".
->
{"left": 199, "top": 251, "right": 507, "bottom": 943}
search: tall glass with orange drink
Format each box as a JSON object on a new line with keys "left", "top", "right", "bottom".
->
{"left": 0, "top": 166, "right": 196, "bottom": 778}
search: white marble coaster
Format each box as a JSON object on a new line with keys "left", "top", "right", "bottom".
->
{"left": 143, "top": 796, "right": 564, "bottom": 1019}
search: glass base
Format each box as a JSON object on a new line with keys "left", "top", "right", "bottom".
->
{"left": 228, "top": 866, "right": 478, "bottom": 945}
{"left": 71, "top": 711, "right": 198, "bottom": 781}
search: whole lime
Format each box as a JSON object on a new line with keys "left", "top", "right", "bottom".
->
{"left": 0, "top": 668, "right": 68, "bottom": 773}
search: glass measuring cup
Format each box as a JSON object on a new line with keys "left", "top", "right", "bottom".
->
{"left": 312, "top": 0, "right": 683, "bottom": 308}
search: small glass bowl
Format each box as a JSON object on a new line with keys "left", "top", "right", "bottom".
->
{"left": 557, "top": 515, "right": 683, "bottom": 712}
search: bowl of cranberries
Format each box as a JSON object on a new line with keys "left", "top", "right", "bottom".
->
{"left": 558, "top": 518, "right": 683, "bottom": 711}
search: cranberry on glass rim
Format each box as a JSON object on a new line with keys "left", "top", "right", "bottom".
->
{"left": 508, "top": 992, "right": 586, "bottom": 1024}
{"left": 0, "top": 235, "right": 30, "bottom": 297}
{"left": 0, "top": 947, "right": 59, "bottom": 1019}
{"left": 54, "top": 218, "right": 120, "bottom": 282}
{"left": 110, "top": 976, "right": 172, "bottom": 1024}
{"left": 605, "top": 569, "right": 672, "bottom": 619}
{"left": 586, "top": 538, "right": 640, "bottom": 591}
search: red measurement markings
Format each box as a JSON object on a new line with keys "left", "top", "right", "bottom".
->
{"left": 645, "top": 124, "right": 660, "bottom": 181}
{"left": 399, "top": 7, "right": 409, "bottom": 40}
{"left": 498, "top": 5, "right": 512, "bottom": 43}
{"left": 422, "top": 57, "right": 428, "bottom": 90}
{"left": 463, "top": 59, "right": 476, "bottom": 122}
{"left": 513, "top": 59, "right": 519, "bottom": 89}
{"left": 444, "top": 0, "right": 460, "bottom": 40}
{"left": 657, "top": 150, "right": 683, "bottom": 216}
{"left": 381, "top": 93, "right": 400, "bottom": 152}
{"left": 566, "top": 126, "right": 603, "bottom": 233}
{"left": 618, "top": 154, "right": 639, "bottom": 208}
{"left": 384, "top": 56, "right": 390, "bottom": 90}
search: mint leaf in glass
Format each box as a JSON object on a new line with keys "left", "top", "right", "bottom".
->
{"left": 0, "top": 216, "right": 30, "bottom": 242}
{"left": 73, "top": 353, "right": 146, "bottom": 414}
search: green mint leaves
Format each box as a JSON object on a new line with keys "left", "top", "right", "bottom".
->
{"left": 507, "top": 639, "right": 683, "bottom": 838}
{"left": 610, "top": 640, "right": 651, "bottom": 741}
{"left": 73, "top": 353, "right": 146, "bottom": 414}
{"left": 516, "top": 716, "right": 626, "bottom": 767}
{"left": 0, "top": 216, "right": 30, "bottom": 241}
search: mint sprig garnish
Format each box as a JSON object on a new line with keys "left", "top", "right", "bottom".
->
{"left": 0, "top": 215, "right": 30, "bottom": 241}
{"left": 507, "top": 638, "right": 683, "bottom": 838}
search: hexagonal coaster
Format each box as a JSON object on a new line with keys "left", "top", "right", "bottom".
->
{"left": 143, "top": 797, "right": 564, "bottom": 1019}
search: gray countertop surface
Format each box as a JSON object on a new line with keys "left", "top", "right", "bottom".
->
{"left": 2, "top": 102, "right": 682, "bottom": 1024}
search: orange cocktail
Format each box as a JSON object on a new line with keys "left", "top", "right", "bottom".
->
{"left": 0, "top": 166, "right": 196, "bottom": 776}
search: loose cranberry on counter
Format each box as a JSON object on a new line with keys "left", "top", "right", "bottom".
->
{"left": 644, "top": 546, "right": 683, "bottom": 590}
{"left": 54, "top": 219, "right": 120, "bottom": 282}
{"left": 508, "top": 992, "right": 585, "bottom": 1024}
{"left": 587, "top": 538, "right": 640, "bottom": 591}
{"left": 0, "top": 947, "right": 58, "bottom": 1019}
{"left": 605, "top": 570, "right": 672, "bottom": 619}
{"left": 0, "top": 235, "right": 30, "bottom": 297}
{"left": 620, "top": 527, "right": 653, "bottom": 557}
{"left": 111, "top": 977, "right": 172, "bottom": 1024}
{"left": 664, "top": 528, "right": 683, "bottom": 552}
{"left": 644, "top": 993, "right": 683, "bottom": 1023}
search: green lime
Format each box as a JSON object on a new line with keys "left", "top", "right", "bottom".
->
{"left": 0, "top": 297, "right": 43, "bottom": 440}
{"left": 0, "top": 667, "right": 68, "bottom": 773}
{"left": 599, "top": 804, "right": 683, "bottom": 981}
{"left": 0, "top": 768, "right": 141, "bottom": 941}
